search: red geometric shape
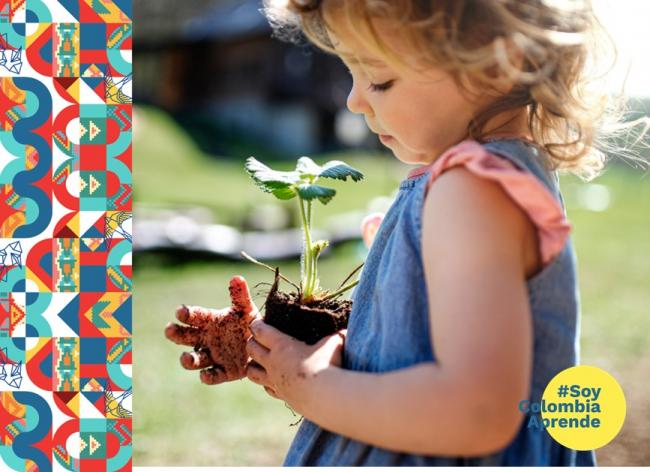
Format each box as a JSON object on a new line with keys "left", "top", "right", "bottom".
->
{"left": 53, "top": 77, "right": 79, "bottom": 104}
{"left": 25, "top": 24, "right": 54, "bottom": 77}
{"left": 80, "top": 145, "right": 107, "bottom": 171}
{"left": 80, "top": 49, "right": 108, "bottom": 65}
{"left": 79, "top": 363, "right": 107, "bottom": 378}
{"left": 80, "top": 459, "right": 107, "bottom": 472}
{"left": 107, "top": 24, "right": 132, "bottom": 50}
{"left": 53, "top": 391, "right": 79, "bottom": 418}
{"left": 54, "top": 212, "right": 80, "bottom": 238}
{"left": 26, "top": 238, "right": 55, "bottom": 291}
{"left": 80, "top": 250, "right": 107, "bottom": 265}
{"left": 79, "top": 1, "right": 105, "bottom": 23}
{"left": 25, "top": 338, "right": 54, "bottom": 391}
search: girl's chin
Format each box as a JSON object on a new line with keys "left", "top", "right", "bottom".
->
{"left": 392, "top": 146, "right": 433, "bottom": 166}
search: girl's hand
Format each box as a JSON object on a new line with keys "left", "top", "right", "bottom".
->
{"left": 164, "top": 276, "right": 260, "bottom": 385}
{"left": 245, "top": 319, "right": 347, "bottom": 409}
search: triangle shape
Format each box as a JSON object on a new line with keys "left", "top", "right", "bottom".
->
{"left": 88, "top": 174, "right": 101, "bottom": 194}
{"left": 81, "top": 238, "right": 103, "bottom": 252}
{"left": 79, "top": 122, "right": 88, "bottom": 140}
{"left": 79, "top": 211, "right": 106, "bottom": 237}
{"left": 67, "top": 78, "right": 80, "bottom": 103}
{"left": 112, "top": 296, "right": 132, "bottom": 334}
{"left": 82, "top": 378, "right": 104, "bottom": 392}
{"left": 58, "top": 0, "right": 80, "bottom": 20}
{"left": 53, "top": 391, "right": 80, "bottom": 418}
{"left": 57, "top": 295, "right": 80, "bottom": 336}
{"left": 82, "top": 225, "right": 104, "bottom": 239}
{"left": 88, "top": 434, "right": 101, "bottom": 455}
{"left": 81, "top": 390, "right": 105, "bottom": 417}
{"left": 91, "top": 301, "right": 112, "bottom": 329}
{"left": 80, "top": 78, "right": 105, "bottom": 104}
{"left": 82, "top": 63, "right": 104, "bottom": 78}
{"left": 88, "top": 121, "right": 101, "bottom": 141}
{"left": 54, "top": 224, "right": 78, "bottom": 238}
{"left": 54, "top": 391, "right": 77, "bottom": 404}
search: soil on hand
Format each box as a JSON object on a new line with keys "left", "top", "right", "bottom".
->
{"left": 263, "top": 270, "right": 352, "bottom": 345}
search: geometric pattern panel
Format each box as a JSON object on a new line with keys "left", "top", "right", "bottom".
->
{"left": 1, "top": 0, "right": 131, "bottom": 470}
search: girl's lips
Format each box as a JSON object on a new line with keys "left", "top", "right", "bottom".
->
{"left": 379, "top": 134, "right": 393, "bottom": 144}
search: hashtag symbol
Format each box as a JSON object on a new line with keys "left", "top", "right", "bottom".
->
{"left": 557, "top": 385, "right": 569, "bottom": 397}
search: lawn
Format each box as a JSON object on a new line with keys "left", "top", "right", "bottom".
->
{"left": 133, "top": 105, "right": 650, "bottom": 466}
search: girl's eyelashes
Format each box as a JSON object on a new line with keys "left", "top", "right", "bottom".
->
{"left": 367, "top": 80, "right": 395, "bottom": 93}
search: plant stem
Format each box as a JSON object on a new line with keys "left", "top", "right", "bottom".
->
{"left": 239, "top": 251, "right": 301, "bottom": 291}
{"left": 321, "top": 278, "right": 360, "bottom": 301}
{"left": 335, "top": 261, "right": 364, "bottom": 291}
{"left": 298, "top": 198, "right": 313, "bottom": 299}
{"left": 307, "top": 199, "right": 318, "bottom": 295}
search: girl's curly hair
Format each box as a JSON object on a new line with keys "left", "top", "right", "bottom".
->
{"left": 264, "top": 0, "right": 649, "bottom": 181}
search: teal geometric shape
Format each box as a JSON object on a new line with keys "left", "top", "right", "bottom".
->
{"left": 90, "top": 300, "right": 111, "bottom": 329}
{"left": 80, "top": 198, "right": 107, "bottom": 211}
{"left": 80, "top": 171, "right": 106, "bottom": 198}
{"left": 79, "top": 432, "right": 106, "bottom": 459}
{"left": 80, "top": 118, "right": 106, "bottom": 144}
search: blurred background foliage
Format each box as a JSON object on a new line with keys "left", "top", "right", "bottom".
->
{"left": 133, "top": 0, "right": 650, "bottom": 466}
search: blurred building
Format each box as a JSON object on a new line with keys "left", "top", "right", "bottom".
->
{"left": 135, "top": 0, "right": 375, "bottom": 157}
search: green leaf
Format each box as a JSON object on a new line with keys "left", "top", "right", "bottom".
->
{"left": 271, "top": 186, "right": 298, "bottom": 200}
{"left": 297, "top": 184, "right": 336, "bottom": 204}
{"left": 245, "top": 157, "right": 300, "bottom": 186}
{"left": 295, "top": 156, "right": 322, "bottom": 178}
{"left": 319, "top": 160, "right": 364, "bottom": 182}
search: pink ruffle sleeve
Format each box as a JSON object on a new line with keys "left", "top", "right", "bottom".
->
{"left": 410, "top": 140, "right": 571, "bottom": 266}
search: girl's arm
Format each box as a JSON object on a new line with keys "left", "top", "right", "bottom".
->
{"left": 292, "top": 166, "right": 535, "bottom": 456}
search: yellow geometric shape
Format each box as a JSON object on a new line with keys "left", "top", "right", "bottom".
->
{"left": 0, "top": 211, "right": 26, "bottom": 238}
{"left": 64, "top": 212, "right": 80, "bottom": 237}
{"left": 25, "top": 267, "right": 52, "bottom": 292}
{"left": 67, "top": 392, "right": 80, "bottom": 417}
{"left": 83, "top": 293, "right": 131, "bottom": 337}
{"left": 0, "top": 392, "right": 26, "bottom": 420}
{"left": 25, "top": 146, "right": 38, "bottom": 170}
{"left": 68, "top": 78, "right": 80, "bottom": 103}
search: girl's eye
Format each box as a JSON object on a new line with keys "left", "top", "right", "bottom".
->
{"left": 368, "top": 80, "right": 394, "bottom": 93}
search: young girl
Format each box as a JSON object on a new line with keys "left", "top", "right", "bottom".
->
{"left": 165, "top": 0, "right": 638, "bottom": 466}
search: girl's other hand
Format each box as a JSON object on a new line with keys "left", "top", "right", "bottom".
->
{"left": 164, "top": 276, "right": 260, "bottom": 385}
{"left": 245, "top": 320, "right": 347, "bottom": 408}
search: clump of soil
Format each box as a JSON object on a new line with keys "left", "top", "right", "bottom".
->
{"left": 263, "top": 269, "right": 352, "bottom": 345}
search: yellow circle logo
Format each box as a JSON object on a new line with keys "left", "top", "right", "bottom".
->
{"left": 540, "top": 365, "right": 626, "bottom": 450}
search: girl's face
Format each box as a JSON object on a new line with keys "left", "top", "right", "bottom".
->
{"left": 328, "top": 21, "right": 483, "bottom": 166}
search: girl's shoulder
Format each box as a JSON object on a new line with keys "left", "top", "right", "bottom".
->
{"left": 420, "top": 139, "right": 571, "bottom": 277}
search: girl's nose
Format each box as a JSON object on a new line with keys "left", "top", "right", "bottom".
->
{"left": 346, "top": 82, "right": 373, "bottom": 116}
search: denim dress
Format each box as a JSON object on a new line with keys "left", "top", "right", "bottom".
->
{"left": 282, "top": 139, "right": 597, "bottom": 466}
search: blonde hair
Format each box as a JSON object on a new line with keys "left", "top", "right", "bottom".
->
{"left": 264, "top": 0, "right": 649, "bottom": 181}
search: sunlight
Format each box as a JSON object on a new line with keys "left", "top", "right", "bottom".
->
{"left": 593, "top": 0, "right": 650, "bottom": 97}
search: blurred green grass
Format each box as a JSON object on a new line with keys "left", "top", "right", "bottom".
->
{"left": 134, "top": 105, "right": 650, "bottom": 466}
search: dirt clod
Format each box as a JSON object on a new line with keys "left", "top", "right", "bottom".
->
{"left": 263, "top": 269, "right": 352, "bottom": 345}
